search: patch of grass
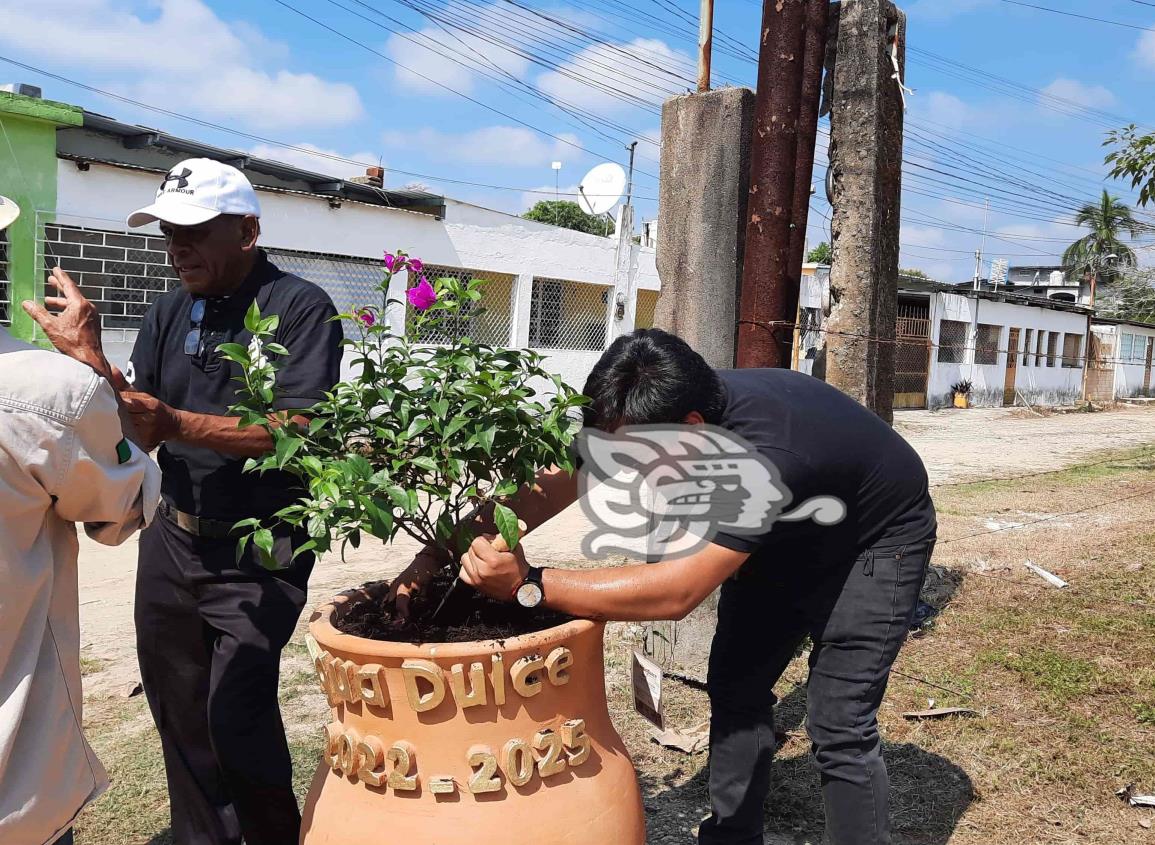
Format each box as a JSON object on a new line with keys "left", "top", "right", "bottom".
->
{"left": 80, "top": 654, "right": 107, "bottom": 677}
{"left": 981, "top": 647, "right": 1104, "bottom": 703}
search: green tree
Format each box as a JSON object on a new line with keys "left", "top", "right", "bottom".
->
{"left": 806, "top": 241, "right": 832, "bottom": 264}
{"left": 523, "top": 201, "right": 614, "bottom": 236}
{"left": 1100, "top": 268, "right": 1155, "bottom": 325}
{"left": 1106, "top": 125, "right": 1155, "bottom": 207}
{"left": 1061, "top": 190, "right": 1140, "bottom": 288}
{"left": 900, "top": 268, "right": 930, "bottom": 280}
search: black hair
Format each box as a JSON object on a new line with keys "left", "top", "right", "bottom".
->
{"left": 582, "top": 329, "right": 727, "bottom": 430}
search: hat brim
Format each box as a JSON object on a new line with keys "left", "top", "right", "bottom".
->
{"left": 127, "top": 201, "right": 221, "bottom": 229}
{"left": 0, "top": 196, "right": 19, "bottom": 232}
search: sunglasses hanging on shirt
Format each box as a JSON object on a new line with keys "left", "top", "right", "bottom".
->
{"left": 184, "top": 298, "right": 207, "bottom": 357}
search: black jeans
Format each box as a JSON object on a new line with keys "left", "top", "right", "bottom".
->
{"left": 698, "top": 538, "right": 935, "bottom": 845}
{"left": 135, "top": 515, "right": 313, "bottom": 845}
{"left": 54, "top": 831, "right": 74, "bottom": 845}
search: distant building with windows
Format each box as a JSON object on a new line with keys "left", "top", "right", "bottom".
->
{"left": 1087, "top": 318, "right": 1155, "bottom": 402}
{"left": 959, "top": 265, "right": 1091, "bottom": 305}
{"left": 798, "top": 267, "right": 1091, "bottom": 410}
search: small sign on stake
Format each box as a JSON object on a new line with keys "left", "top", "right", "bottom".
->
{"left": 631, "top": 650, "right": 665, "bottom": 730}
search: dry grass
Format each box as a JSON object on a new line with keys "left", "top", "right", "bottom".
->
{"left": 76, "top": 447, "right": 1155, "bottom": 844}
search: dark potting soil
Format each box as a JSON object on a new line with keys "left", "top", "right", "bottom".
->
{"left": 337, "top": 571, "right": 574, "bottom": 644}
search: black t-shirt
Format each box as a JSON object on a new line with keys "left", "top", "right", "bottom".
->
{"left": 129, "top": 250, "right": 343, "bottom": 521}
{"left": 710, "top": 369, "right": 936, "bottom": 565}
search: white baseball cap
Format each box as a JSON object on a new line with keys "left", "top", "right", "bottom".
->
{"left": 0, "top": 195, "right": 19, "bottom": 232}
{"left": 127, "top": 157, "right": 261, "bottom": 228}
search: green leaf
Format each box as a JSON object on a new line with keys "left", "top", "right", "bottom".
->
{"left": 253, "top": 528, "right": 280, "bottom": 570}
{"left": 308, "top": 418, "right": 328, "bottom": 436}
{"left": 264, "top": 342, "right": 290, "bottom": 356}
{"left": 244, "top": 301, "right": 262, "bottom": 334}
{"left": 477, "top": 426, "right": 496, "bottom": 455}
{"left": 217, "top": 343, "right": 249, "bottom": 364}
{"left": 493, "top": 502, "right": 520, "bottom": 552}
{"left": 234, "top": 533, "right": 252, "bottom": 565}
{"left": 411, "top": 456, "right": 438, "bottom": 473}
{"left": 443, "top": 416, "right": 470, "bottom": 438}
{"left": 494, "top": 477, "right": 519, "bottom": 497}
{"left": 363, "top": 499, "right": 394, "bottom": 538}
{"left": 275, "top": 436, "right": 302, "bottom": 469}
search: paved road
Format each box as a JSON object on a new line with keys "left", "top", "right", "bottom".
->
{"left": 75, "top": 404, "right": 1155, "bottom": 694}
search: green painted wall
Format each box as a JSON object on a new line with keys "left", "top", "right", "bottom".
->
{"left": 0, "top": 92, "right": 82, "bottom": 341}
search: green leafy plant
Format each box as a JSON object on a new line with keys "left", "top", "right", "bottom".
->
{"left": 221, "top": 250, "right": 587, "bottom": 572}
{"left": 950, "top": 379, "right": 973, "bottom": 396}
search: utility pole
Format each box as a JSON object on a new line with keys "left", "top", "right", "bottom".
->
{"left": 698, "top": 0, "right": 714, "bottom": 93}
{"left": 972, "top": 197, "right": 989, "bottom": 290}
{"left": 736, "top": 0, "right": 808, "bottom": 369}
{"left": 551, "top": 160, "right": 562, "bottom": 226}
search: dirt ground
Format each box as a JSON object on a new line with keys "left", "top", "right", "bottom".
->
{"left": 72, "top": 404, "right": 1155, "bottom": 843}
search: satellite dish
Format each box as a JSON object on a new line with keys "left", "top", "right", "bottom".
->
{"left": 577, "top": 163, "right": 626, "bottom": 216}
{"left": 0, "top": 195, "right": 19, "bottom": 232}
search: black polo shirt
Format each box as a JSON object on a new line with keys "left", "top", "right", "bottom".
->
{"left": 710, "top": 368, "right": 937, "bottom": 565}
{"left": 129, "top": 250, "right": 343, "bottom": 522}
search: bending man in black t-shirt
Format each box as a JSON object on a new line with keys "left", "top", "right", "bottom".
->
{"left": 50, "top": 158, "right": 343, "bottom": 845}
{"left": 393, "top": 329, "right": 937, "bottom": 845}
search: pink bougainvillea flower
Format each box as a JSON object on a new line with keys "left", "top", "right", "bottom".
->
{"left": 383, "top": 252, "right": 396, "bottom": 271}
{"left": 357, "top": 308, "right": 376, "bottom": 327}
{"left": 408, "top": 258, "right": 424, "bottom": 274}
{"left": 406, "top": 277, "right": 437, "bottom": 312}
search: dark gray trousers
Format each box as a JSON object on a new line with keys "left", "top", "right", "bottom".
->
{"left": 698, "top": 538, "right": 934, "bottom": 845}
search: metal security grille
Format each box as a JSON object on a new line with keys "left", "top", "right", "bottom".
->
{"left": 410, "top": 265, "right": 515, "bottom": 346}
{"left": 528, "top": 277, "right": 611, "bottom": 351}
{"left": 1061, "top": 333, "right": 1083, "bottom": 368}
{"left": 0, "top": 229, "right": 9, "bottom": 327}
{"left": 634, "top": 289, "right": 659, "bottom": 331}
{"left": 1087, "top": 335, "right": 1115, "bottom": 402}
{"left": 975, "top": 323, "right": 1001, "bottom": 365}
{"left": 1047, "top": 332, "right": 1059, "bottom": 367}
{"left": 895, "top": 301, "right": 930, "bottom": 407}
{"left": 266, "top": 248, "right": 386, "bottom": 339}
{"left": 1022, "top": 328, "right": 1034, "bottom": 367}
{"left": 38, "top": 215, "right": 179, "bottom": 332}
{"left": 938, "top": 319, "right": 968, "bottom": 363}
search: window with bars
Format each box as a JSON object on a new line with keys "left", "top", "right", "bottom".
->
{"left": 266, "top": 248, "right": 389, "bottom": 340}
{"left": 1036, "top": 330, "right": 1047, "bottom": 367}
{"left": 800, "top": 307, "right": 823, "bottom": 360}
{"left": 937, "top": 319, "right": 968, "bottom": 363}
{"left": 975, "top": 323, "right": 1001, "bottom": 365}
{"left": 1120, "top": 332, "right": 1134, "bottom": 362}
{"left": 0, "top": 229, "right": 9, "bottom": 327}
{"left": 1047, "top": 331, "right": 1059, "bottom": 367}
{"left": 1022, "top": 328, "right": 1034, "bottom": 367}
{"left": 528, "top": 277, "right": 610, "bottom": 351}
{"left": 634, "top": 289, "right": 659, "bottom": 331}
{"left": 1061, "top": 333, "right": 1083, "bottom": 368}
{"left": 407, "top": 265, "right": 515, "bottom": 346}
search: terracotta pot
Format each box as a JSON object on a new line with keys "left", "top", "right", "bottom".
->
{"left": 953, "top": 393, "right": 970, "bottom": 409}
{"left": 300, "top": 584, "right": 646, "bottom": 845}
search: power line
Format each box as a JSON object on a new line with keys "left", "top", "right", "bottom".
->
{"left": 940, "top": 486, "right": 1155, "bottom": 543}
{"left": 0, "top": 55, "right": 660, "bottom": 200}
{"left": 999, "top": 0, "right": 1155, "bottom": 31}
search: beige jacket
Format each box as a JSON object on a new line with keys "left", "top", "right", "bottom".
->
{"left": 0, "top": 329, "right": 159, "bottom": 845}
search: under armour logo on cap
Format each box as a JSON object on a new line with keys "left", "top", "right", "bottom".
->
{"left": 127, "top": 158, "right": 261, "bottom": 228}
{"left": 159, "top": 167, "right": 193, "bottom": 193}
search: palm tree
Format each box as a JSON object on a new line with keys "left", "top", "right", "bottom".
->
{"left": 1062, "top": 191, "right": 1141, "bottom": 300}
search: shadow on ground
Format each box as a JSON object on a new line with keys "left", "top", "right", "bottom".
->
{"left": 639, "top": 685, "right": 974, "bottom": 845}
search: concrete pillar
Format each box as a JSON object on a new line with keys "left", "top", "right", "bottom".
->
{"left": 608, "top": 203, "right": 640, "bottom": 343}
{"left": 654, "top": 87, "right": 755, "bottom": 368}
{"left": 510, "top": 272, "right": 534, "bottom": 348}
{"left": 824, "top": 0, "right": 906, "bottom": 424}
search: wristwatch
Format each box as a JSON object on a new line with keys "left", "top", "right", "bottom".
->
{"left": 514, "top": 567, "right": 545, "bottom": 609}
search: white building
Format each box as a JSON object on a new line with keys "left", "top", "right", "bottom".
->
{"left": 1, "top": 89, "right": 659, "bottom": 395}
{"left": 1088, "top": 318, "right": 1155, "bottom": 401}
{"left": 798, "top": 270, "right": 1091, "bottom": 409}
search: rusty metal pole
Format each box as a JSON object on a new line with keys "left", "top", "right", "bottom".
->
{"left": 736, "top": 0, "right": 808, "bottom": 369}
{"left": 785, "top": 0, "right": 830, "bottom": 337}
{"left": 698, "top": 0, "right": 714, "bottom": 92}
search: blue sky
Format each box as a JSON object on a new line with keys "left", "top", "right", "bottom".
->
{"left": 1, "top": 0, "right": 1152, "bottom": 282}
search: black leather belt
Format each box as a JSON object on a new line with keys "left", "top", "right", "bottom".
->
{"left": 158, "top": 500, "right": 242, "bottom": 539}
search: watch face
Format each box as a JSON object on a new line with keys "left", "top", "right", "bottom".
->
{"left": 516, "top": 581, "right": 544, "bottom": 608}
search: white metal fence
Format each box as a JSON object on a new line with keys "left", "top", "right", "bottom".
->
{"left": 528, "top": 277, "right": 612, "bottom": 351}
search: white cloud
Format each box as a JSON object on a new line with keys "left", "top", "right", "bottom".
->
{"left": 904, "top": 0, "right": 995, "bottom": 21}
{"left": 538, "top": 38, "right": 692, "bottom": 113}
{"left": 382, "top": 126, "right": 581, "bottom": 168}
{"left": 1040, "top": 78, "right": 1116, "bottom": 111}
{"left": 248, "top": 144, "right": 381, "bottom": 180}
{"left": 916, "top": 91, "right": 981, "bottom": 131}
{"left": 0, "top": 0, "right": 364, "bottom": 131}
{"left": 1133, "top": 30, "right": 1155, "bottom": 70}
{"left": 521, "top": 183, "right": 582, "bottom": 213}
{"left": 383, "top": 2, "right": 531, "bottom": 96}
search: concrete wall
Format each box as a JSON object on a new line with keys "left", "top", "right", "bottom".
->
{"left": 928, "top": 294, "right": 1087, "bottom": 409}
{"left": 1093, "top": 323, "right": 1155, "bottom": 399}
{"left": 54, "top": 160, "right": 659, "bottom": 389}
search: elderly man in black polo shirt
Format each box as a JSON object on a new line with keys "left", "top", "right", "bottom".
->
{"left": 51, "top": 158, "right": 343, "bottom": 845}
